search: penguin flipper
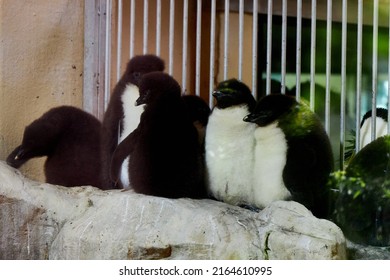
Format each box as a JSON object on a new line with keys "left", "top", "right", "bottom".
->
{"left": 109, "top": 131, "right": 137, "bottom": 185}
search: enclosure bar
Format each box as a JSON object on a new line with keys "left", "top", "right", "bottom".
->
{"left": 129, "top": 0, "right": 135, "bottom": 58}
{"left": 209, "top": 0, "right": 217, "bottom": 106}
{"left": 340, "top": 0, "right": 348, "bottom": 170}
{"left": 310, "top": 0, "right": 317, "bottom": 111}
{"left": 281, "top": 0, "right": 287, "bottom": 95}
{"left": 266, "top": 0, "right": 273, "bottom": 95}
{"left": 195, "top": 0, "right": 202, "bottom": 97}
{"left": 388, "top": 2, "right": 390, "bottom": 134}
{"left": 223, "top": 0, "right": 230, "bottom": 80}
{"left": 355, "top": 0, "right": 363, "bottom": 152}
{"left": 252, "top": 0, "right": 258, "bottom": 97}
{"left": 156, "top": 0, "right": 162, "bottom": 56}
{"left": 169, "top": 0, "right": 175, "bottom": 75}
{"left": 371, "top": 0, "right": 379, "bottom": 142}
{"left": 104, "top": 0, "right": 112, "bottom": 111}
{"left": 296, "top": 0, "right": 302, "bottom": 101}
{"left": 325, "top": 0, "right": 332, "bottom": 135}
{"left": 116, "top": 0, "right": 123, "bottom": 82}
{"left": 182, "top": 0, "right": 189, "bottom": 93}
{"left": 143, "top": 0, "right": 149, "bottom": 54}
{"left": 238, "top": 0, "right": 244, "bottom": 80}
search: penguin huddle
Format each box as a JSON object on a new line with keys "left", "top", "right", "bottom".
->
{"left": 5, "top": 54, "right": 334, "bottom": 218}
{"left": 205, "top": 79, "right": 333, "bottom": 218}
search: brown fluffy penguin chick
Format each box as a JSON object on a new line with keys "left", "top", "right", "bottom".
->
{"left": 100, "top": 54, "right": 165, "bottom": 189}
{"left": 111, "top": 72, "right": 207, "bottom": 198}
{"left": 6, "top": 106, "right": 103, "bottom": 189}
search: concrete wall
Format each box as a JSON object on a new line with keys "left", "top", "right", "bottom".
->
{"left": 0, "top": 0, "right": 85, "bottom": 182}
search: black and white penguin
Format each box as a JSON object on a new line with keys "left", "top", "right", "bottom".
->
{"left": 111, "top": 72, "right": 207, "bottom": 198}
{"left": 244, "top": 94, "right": 334, "bottom": 218}
{"left": 360, "top": 108, "right": 388, "bottom": 149}
{"left": 205, "top": 79, "right": 257, "bottom": 206}
{"left": 6, "top": 106, "right": 103, "bottom": 189}
{"left": 100, "top": 54, "right": 165, "bottom": 189}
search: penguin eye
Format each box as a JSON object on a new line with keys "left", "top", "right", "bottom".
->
{"left": 133, "top": 72, "right": 141, "bottom": 80}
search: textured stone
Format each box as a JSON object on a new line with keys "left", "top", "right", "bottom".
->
{"left": 0, "top": 161, "right": 346, "bottom": 260}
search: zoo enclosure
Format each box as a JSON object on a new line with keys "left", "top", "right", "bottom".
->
{"left": 83, "top": 0, "right": 390, "bottom": 169}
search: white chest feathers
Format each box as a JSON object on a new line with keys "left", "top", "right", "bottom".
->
{"left": 251, "top": 122, "right": 291, "bottom": 208}
{"left": 360, "top": 117, "right": 388, "bottom": 149}
{"left": 205, "top": 106, "right": 256, "bottom": 205}
{"left": 119, "top": 84, "right": 145, "bottom": 189}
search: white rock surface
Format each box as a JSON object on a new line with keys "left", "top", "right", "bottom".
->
{"left": 0, "top": 161, "right": 346, "bottom": 259}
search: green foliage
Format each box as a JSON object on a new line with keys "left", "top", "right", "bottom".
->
{"left": 329, "top": 136, "right": 390, "bottom": 247}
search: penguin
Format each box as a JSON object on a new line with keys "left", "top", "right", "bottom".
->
{"left": 205, "top": 79, "right": 257, "bottom": 206}
{"left": 111, "top": 72, "right": 207, "bottom": 199}
{"left": 360, "top": 108, "right": 388, "bottom": 149}
{"left": 243, "top": 93, "right": 333, "bottom": 218}
{"left": 6, "top": 106, "right": 103, "bottom": 189}
{"left": 100, "top": 54, "right": 165, "bottom": 189}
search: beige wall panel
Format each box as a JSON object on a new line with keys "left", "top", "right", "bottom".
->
{"left": 0, "top": 0, "right": 84, "bottom": 182}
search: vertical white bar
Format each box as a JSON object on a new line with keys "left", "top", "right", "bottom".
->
{"left": 143, "top": 0, "right": 149, "bottom": 54}
{"left": 116, "top": 0, "right": 123, "bottom": 82}
{"left": 169, "top": 0, "right": 175, "bottom": 75}
{"left": 340, "top": 0, "right": 348, "bottom": 169}
{"left": 325, "top": 0, "right": 332, "bottom": 135}
{"left": 356, "top": 0, "right": 363, "bottom": 152}
{"left": 129, "top": 0, "right": 135, "bottom": 59}
{"left": 388, "top": 2, "right": 390, "bottom": 134}
{"left": 195, "top": 0, "right": 202, "bottom": 97}
{"left": 104, "top": 0, "right": 112, "bottom": 111}
{"left": 296, "top": 0, "right": 302, "bottom": 101}
{"left": 266, "top": 0, "right": 273, "bottom": 95}
{"left": 281, "top": 0, "right": 287, "bottom": 94}
{"left": 156, "top": 0, "right": 162, "bottom": 56}
{"left": 238, "top": 0, "right": 244, "bottom": 80}
{"left": 209, "top": 0, "right": 217, "bottom": 106}
{"left": 182, "top": 0, "right": 189, "bottom": 93}
{"left": 310, "top": 0, "right": 317, "bottom": 111}
{"left": 372, "top": 0, "right": 379, "bottom": 141}
{"left": 223, "top": 0, "right": 230, "bottom": 80}
{"left": 252, "top": 0, "right": 258, "bottom": 98}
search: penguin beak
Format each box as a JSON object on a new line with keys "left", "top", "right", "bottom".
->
{"left": 135, "top": 92, "right": 148, "bottom": 106}
{"left": 212, "top": 90, "right": 223, "bottom": 98}
{"left": 243, "top": 112, "right": 270, "bottom": 124}
{"left": 14, "top": 148, "right": 25, "bottom": 161}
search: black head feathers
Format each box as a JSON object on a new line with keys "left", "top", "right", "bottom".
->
{"left": 244, "top": 94, "right": 297, "bottom": 126}
{"left": 123, "top": 55, "right": 165, "bottom": 86}
{"left": 136, "top": 72, "right": 181, "bottom": 106}
{"left": 213, "top": 79, "right": 256, "bottom": 111}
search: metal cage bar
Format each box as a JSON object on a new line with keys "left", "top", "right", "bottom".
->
{"left": 266, "top": 0, "right": 273, "bottom": 95}
{"left": 238, "top": 0, "right": 244, "bottom": 80}
{"left": 296, "top": 0, "right": 302, "bottom": 101}
{"left": 281, "top": 0, "right": 287, "bottom": 95}
{"left": 223, "top": 0, "right": 230, "bottom": 80}
{"left": 371, "top": 0, "right": 379, "bottom": 142}
{"left": 355, "top": 0, "right": 363, "bottom": 152}
{"left": 325, "top": 0, "right": 332, "bottom": 135}
{"left": 309, "top": 0, "right": 317, "bottom": 111}
{"left": 340, "top": 0, "right": 348, "bottom": 170}
{"left": 182, "top": 0, "right": 189, "bottom": 93}
{"left": 251, "top": 0, "right": 258, "bottom": 98}
{"left": 168, "top": 0, "right": 175, "bottom": 75}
